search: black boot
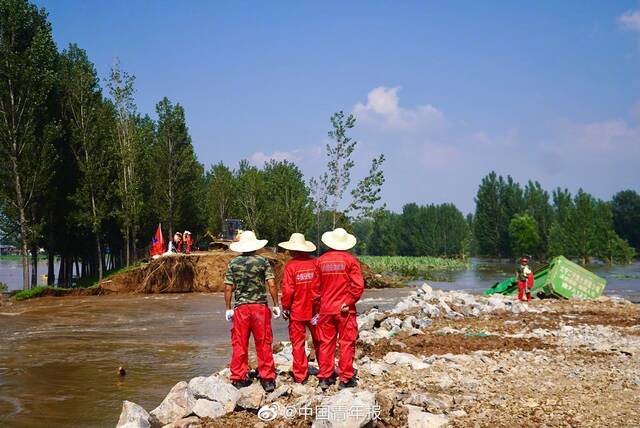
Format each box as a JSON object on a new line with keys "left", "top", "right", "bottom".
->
{"left": 338, "top": 376, "right": 357, "bottom": 389}
{"left": 260, "top": 379, "right": 276, "bottom": 392}
{"left": 318, "top": 376, "right": 336, "bottom": 391}
{"left": 232, "top": 378, "right": 252, "bottom": 389}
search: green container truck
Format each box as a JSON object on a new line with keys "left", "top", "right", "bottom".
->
{"left": 484, "top": 256, "right": 607, "bottom": 299}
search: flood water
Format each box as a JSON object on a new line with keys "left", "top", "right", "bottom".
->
{"left": 0, "top": 289, "right": 413, "bottom": 428}
{"left": 1, "top": 259, "right": 639, "bottom": 427}
{"left": 422, "top": 259, "right": 640, "bottom": 303}
{"left": 0, "top": 259, "right": 58, "bottom": 292}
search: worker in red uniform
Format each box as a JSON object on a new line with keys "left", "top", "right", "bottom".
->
{"left": 182, "top": 230, "right": 192, "bottom": 254}
{"left": 316, "top": 228, "right": 364, "bottom": 390}
{"left": 516, "top": 256, "right": 534, "bottom": 302}
{"left": 278, "top": 233, "right": 321, "bottom": 384}
{"left": 224, "top": 231, "right": 280, "bottom": 392}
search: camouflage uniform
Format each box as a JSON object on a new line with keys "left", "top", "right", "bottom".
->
{"left": 224, "top": 254, "right": 276, "bottom": 382}
{"left": 224, "top": 255, "right": 274, "bottom": 307}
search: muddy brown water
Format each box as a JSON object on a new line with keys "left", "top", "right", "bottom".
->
{"left": 0, "top": 289, "right": 412, "bottom": 428}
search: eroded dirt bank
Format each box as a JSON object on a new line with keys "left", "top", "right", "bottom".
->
{"left": 20, "top": 250, "right": 392, "bottom": 299}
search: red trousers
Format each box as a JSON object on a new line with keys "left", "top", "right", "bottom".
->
{"left": 518, "top": 281, "right": 531, "bottom": 302}
{"left": 316, "top": 313, "right": 358, "bottom": 382}
{"left": 288, "top": 320, "right": 320, "bottom": 383}
{"left": 230, "top": 303, "right": 276, "bottom": 381}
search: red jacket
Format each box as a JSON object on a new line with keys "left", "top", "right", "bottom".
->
{"left": 317, "top": 250, "right": 365, "bottom": 315}
{"left": 281, "top": 255, "right": 320, "bottom": 321}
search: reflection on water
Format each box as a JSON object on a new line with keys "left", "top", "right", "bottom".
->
{"left": 0, "top": 289, "right": 412, "bottom": 428}
{"left": 0, "top": 259, "right": 59, "bottom": 292}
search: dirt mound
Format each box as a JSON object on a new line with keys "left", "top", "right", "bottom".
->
{"left": 95, "top": 250, "right": 392, "bottom": 295}
{"left": 98, "top": 250, "right": 286, "bottom": 294}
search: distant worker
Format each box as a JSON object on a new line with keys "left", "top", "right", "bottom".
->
{"left": 517, "top": 256, "right": 534, "bottom": 302}
{"left": 169, "top": 232, "right": 182, "bottom": 253}
{"left": 183, "top": 231, "right": 192, "bottom": 254}
{"left": 278, "top": 233, "right": 321, "bottom": 384}
{"left": 316, "top": 228, "right": 364, "bottom": 390}
{"left": 224, "top": 231, "right": 280, "bottom": 392}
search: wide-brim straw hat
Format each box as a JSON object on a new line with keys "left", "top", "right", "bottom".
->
{"left": 321, "top": 228, "right": 357, "bottom": 251}
{"left": 278, "top": 233, "right": 316, "bottom": 252}
{"left": 230, "top": 230, "right": 268, "bottom": 253}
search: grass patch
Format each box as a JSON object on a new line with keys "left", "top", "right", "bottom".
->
{"left": 13, "top": 286, "right": 48, "bottom": 301}
{"left": 359, "top": 255, "right": 469, "bottom": 279}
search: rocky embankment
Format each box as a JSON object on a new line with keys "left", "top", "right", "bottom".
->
{"left": 116, "top": 286, "right": 640, "bottom": 428}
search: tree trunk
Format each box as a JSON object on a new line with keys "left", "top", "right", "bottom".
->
{"left": 47, "top": 251, "right": 55, "bottom": 285}
{"left": 95, "top": 233, "right": 103, "bottom": 280}
{"left": 125, "top": 227, "right": 130, "bottom": 267}
{"left": 31, "top": 245, "right": 38, "bottom": 288}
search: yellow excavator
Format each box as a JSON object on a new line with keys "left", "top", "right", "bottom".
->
{"left": 202, "top": 219, "right": 244, "bottom": 250}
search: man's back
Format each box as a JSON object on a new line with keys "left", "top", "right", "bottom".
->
{"left": 224, "top": 254, "right": 273, "bottom": 307}
{"left": 281, "top": 255, "right": 319, "bottom": 321}
{"left": 317, "top": 250, "right": 364, "bottom": 314}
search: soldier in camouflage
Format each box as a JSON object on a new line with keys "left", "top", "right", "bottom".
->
{"left": 224, "top": 231, "right": 280, "bottom": 392}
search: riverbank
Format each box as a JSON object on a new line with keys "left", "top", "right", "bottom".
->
{"left": 117, "top": 288, "right": 640, "bottom": 427}
{"left": 4, "top": 250, "right": 401, "bottom": 301}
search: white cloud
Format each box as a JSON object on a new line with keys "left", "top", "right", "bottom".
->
{"left": 619, "top": 9, "right": 640, "bottom": 32}
{"left": 249, "top": 150, "right": 299, "bottom": 166}
{"left": 353, "top": 86, "right": 445, "bottom": 131}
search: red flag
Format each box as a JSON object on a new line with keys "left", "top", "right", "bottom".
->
{"left": 150, "top": 223, "right": 165, "bottom": 257}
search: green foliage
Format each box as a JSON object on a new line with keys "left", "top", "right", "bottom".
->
{"left": 325, "top": 111, "right": 357, "bottom": 228}
{"left": 0, "top": 282, "right": 7, "bottom": 293}
{"left": 206, "top": 162, "right": 236, "bottom": 234}
{"left": 349, "top": 154, "right": 386, "bottom": 220}
{"left": 359, "top": 256, "right": 469, "bottom": 278}
{"left": 473, "top": 172, "right": 526, "bottom": 257}
{"left": 612, "top": 190, "right": 640, "bottom": 251}
{"left": 548, "top": 189, "right": 635, "bottom": 264}
{"left": 0, "top": 0, "right": 58, "bottom": 290}
{"left": 508, "top": 214, "right": 540, "bottom": 257}
{"left": 13, "top": 285, "right": 47, "bottom": 300}
{"left": 151, "top": 97, "right": 204, "bottom": 235}
{"left": 262, "top": 160, "right": 312, "bottom": 244}
{"left": 355, "top": 203, "right": 469, "bottom": 258}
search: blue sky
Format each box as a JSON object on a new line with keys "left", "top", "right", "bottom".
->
{"left": 37, "top": 0, "right": 640, "bottom": 213}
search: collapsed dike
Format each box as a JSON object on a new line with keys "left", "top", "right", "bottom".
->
{"left": 40, "top": 250, "right": 392, "bottom": 298}
{"left": 116, "top": 286, "right": 640, "bottom": 428}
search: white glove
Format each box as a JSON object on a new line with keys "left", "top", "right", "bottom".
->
{"left": 225, "top": 309, "right": 234, "bottom": 322}
{"left": 310, "top": 314, "right": 320, "bottom": 326}
{"left": 272, "top": 306, "right": 281, "bottom": 319}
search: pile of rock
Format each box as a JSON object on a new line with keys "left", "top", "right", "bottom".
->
{"left": 116, "top": 284, "right": 639, "bottom": 427}
{"left": 357, "top": 283, "right": 545, "bottom": 344}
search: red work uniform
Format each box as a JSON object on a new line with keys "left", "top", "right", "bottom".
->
{"left": 517, "top": 265, "right": 534, "bottom": 302}
{"left": 281, "top": 254, "right": 321, "bottom": 383}
{"left": 316, "top": 250, "right": 365, "bottom": 383}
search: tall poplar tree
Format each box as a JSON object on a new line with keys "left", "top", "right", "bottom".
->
{"left": 59, "top": 44, "right": 114, "bottom": 280}
{"left": 0, "top": 0, "right": 57, "bottom": 290}
{"left": 107, "top": 60, "right": 139, "bottom": 265}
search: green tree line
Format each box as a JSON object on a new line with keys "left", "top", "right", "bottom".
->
{"left": 0, "top": 0, "right": 386, "bottom": 290}
{"left": 473, "top": 172, "right": 637, "bottom": 264}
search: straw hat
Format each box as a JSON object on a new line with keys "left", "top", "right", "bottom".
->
{"left": 230, "top": 230, "right": 268, "bottom": 253}
{"left": 321, "top": 228, "right": 357, "bottom": 251}
{"left": 278, "top": 233, "right": 316, "bottom": 252}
